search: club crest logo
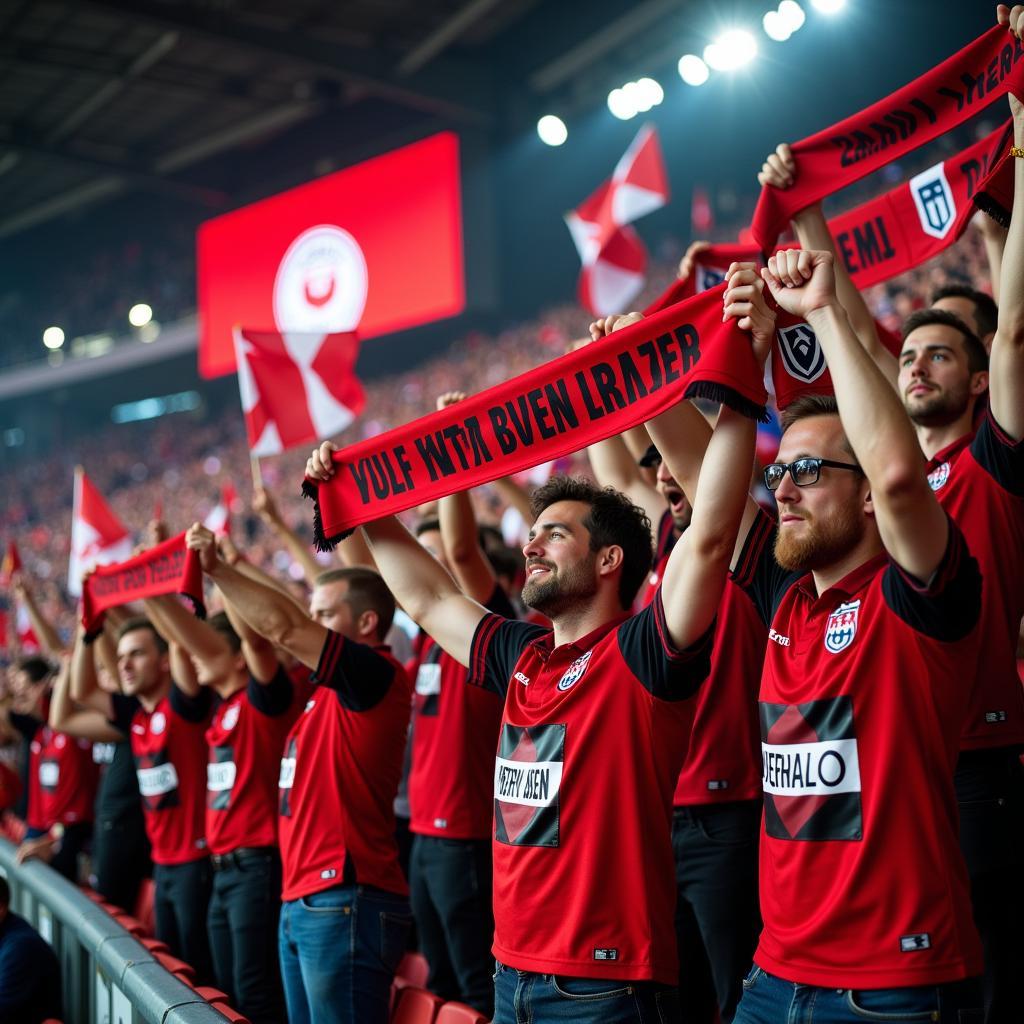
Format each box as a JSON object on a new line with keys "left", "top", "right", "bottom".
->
{"left": 151, "top": 711, "right": 167, "bottom": 735}
{"left": 222, "top": 703, "right": 241, "bottom": 731}
{"left": 927, "top": 461, "right": 950, "bottom": 491}
{"left": 910, "top": 163, "right": 956, "bottom": 240}
{"left": 777, "top": 322, "right": 827, "bottom": 384}
{"left": 824, "top": 600, "right": 860, "bottom": 654}
{"left": 273, "top": 224, "right": 368, "bottom": 334}
{"left": 557, "top": 650, "right": 593, "bottom": 691}
{"left": 696, "top": 264, "right": 727, "bottom": 293}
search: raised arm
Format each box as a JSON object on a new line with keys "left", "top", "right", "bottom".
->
{"left": 988, "top": 50, "right": 1024, "bottom": 441}
{"left": 142, "top": 593, "right": 231, "bottom": 694}
{"left": 187, "top": 523, "right": 326, "bottom": 670}
{"left": 763, "top": 249, "right": 948, "bottom": 579}
{"left": 12, "top": 574, "right": 63, "bottom": 656}
{"left": 491, "top": 475, "right": 535, "bottom": 524}
{"left": 51, "top": 632, "right": 122, "bottom": 742}
{"left": 253, "top": 486, "right": 325, "bottom": 589}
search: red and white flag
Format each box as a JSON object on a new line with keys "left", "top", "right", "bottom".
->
{"left": 0, "top": 541, "right": 22, "bottom": 587}
{"left": 565, "top": 124, "right": 669, "bottom": 315}
{"left": 68, "top": 469, "right": 132, "bottom": 596}
{"left": 15, "top": 602, "right": 39, "bottom": 653}
{"left": 203, "top": 484, "right": 238, "bottom": 537}
{"left": 234, "top": 329, "right": 365, "bottom": 457}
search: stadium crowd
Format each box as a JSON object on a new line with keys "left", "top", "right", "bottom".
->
{"left": 2, "top": 8, "right": 1024, "bottom": 1024}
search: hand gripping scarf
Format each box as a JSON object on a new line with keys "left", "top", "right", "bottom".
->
{"left": 752, "top": 25, "right": 1024, "bottom": 251}
{"left": 82, "top": 531, "right": 205, "bottom": 638}
{"left": 303, "top": 284, "right": 768, "bottom": 547}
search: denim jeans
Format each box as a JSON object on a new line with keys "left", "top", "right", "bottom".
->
{"left": 409, "top": 834, "right": 494, "bottom": 1016}
{"left": 733, "top": 965, "right": 983, "bottom": 1023}
{"left": 672, "top": 800, "right": 761, "bottom": 1023}
{"left": 278, "top": 884, "right": 412, "bottom": 1024}
{"left": 493, "top": 961, "right": 680, "bottom": 1023}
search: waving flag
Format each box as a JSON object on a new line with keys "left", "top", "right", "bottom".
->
{"left": 566, "top": 124, "right": 669, "bottom": 315}
{"left": 234, "top": 329, "right": 365, "bottom": 457}
{"left": 203, "top": 484, "right": 238, "bottom": 537}
{"left": 68, "top": 469, "right": 132, "bottom": 597}
{"left": 0, "top": 541, "right": 22, "bottom": 587}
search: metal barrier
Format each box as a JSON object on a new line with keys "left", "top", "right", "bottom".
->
{"left": 0, "top": 838, "right": 229, "bottom": 1024}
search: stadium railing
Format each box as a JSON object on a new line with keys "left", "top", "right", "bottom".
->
{"left": 0, "top": 837, "right": 230, "bottom": 1023}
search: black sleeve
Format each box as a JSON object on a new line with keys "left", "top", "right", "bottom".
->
{"left": 617, "top": 589, "right": 716, "bottom": 701}
{"left": 484, "top": 583, "right": 517, "bottom": 619}
{"left": 107, "top": 694, "right": 139, "bottom": 736}
{"left": 467, "top": 614, "right": 547, "bottom": 697}
{"left": 8, "top": 713, "right": 40, "bottom": 743}
{"left": 168, "top": 685, "right": 213, "bottom": 724}
{"left": 312, "top": 629, "right": 396, "bottom": 711}
{"left": 969, "top": 410, "right": 1024, "bottom": 497}
{"left": 729, "top": 508, "right": 801, "bottom": 627}
{"left": 881, "top": 516, "right": 981, "bottom": 642}
{"left": 247, "top": 665, "right": 293, "bottom": 717}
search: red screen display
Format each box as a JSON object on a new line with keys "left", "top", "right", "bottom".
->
{"left": 197, "top": 131, "right": 464, "bottom": 378}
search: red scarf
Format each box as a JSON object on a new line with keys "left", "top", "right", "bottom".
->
{"left": 304, "top": 285, "right": 768, "bottom": 547}
{"left": 752, "top": 26, "right": 1024, "bottom": 250}
{"left": 82, "top": 532, "right": 204, "bottom": 637}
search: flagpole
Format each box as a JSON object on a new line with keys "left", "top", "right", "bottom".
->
{"left": 249, "top": 454, "right": 263, "bottom": 492}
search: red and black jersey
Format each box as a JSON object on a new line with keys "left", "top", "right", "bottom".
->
{"left": 925, "top": 411, "right": 1024, "bottom": 749}
{"left": 640, "top": 511, "right": 766, "bottom": 804}
{"left": 408, "top": 585, "right": 512, "bottom": 839}
{"left": 733, "top": 510, "right": 984, "bottom": 989}
{"left": 468, "top": 592, "right": 714, "bottom": 984}
{"left": 278, "top": 634, "right": 412, "bottom": 902}
{"left": 125, "top": 688, "right": 212, "bottom": 866}
{"left": 636, "top": 510, "right": 678, "bottom": 610}
{"left": 26, "top": 725, "right": 97, "bottom": 831}
{"left": 205, "top": 669, "right": 294, "bottom": 855}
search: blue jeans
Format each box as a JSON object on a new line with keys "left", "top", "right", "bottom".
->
{"left": 493, "top": 961, "right": 679, "bottom": 1023}
{"left": 734, "top": 965, "right": 983, "bottom": 1023}
{"left": 278, "top": 885, "right": 412, "bottom": 1024}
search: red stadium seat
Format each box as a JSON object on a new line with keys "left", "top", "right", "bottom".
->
{"left": 436, "top": 1001, "right": 490, "bottom": 1024}
{"left": 153, "top": 951, "right": 196, "bottom": 982}
{"left": 396, "top": 951, "right": 430, "bottom": 987}
{"left": 210, "top": 1006, "right": 251, "bottom": 1023}
{"left": 140, "top": 937, "right": 170, "bottom": 955}
{"left": 111, "top": 912, "right": 146, "bottom": 937}
{"left": 194, "top": 986, "right": 232, "bottom": 1004}
{"left": 391, "top": 987, "right": 444, "bottom": 1024}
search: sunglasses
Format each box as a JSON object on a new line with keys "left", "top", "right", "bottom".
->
{"left": 763, "top": 457, "right": 862, "bottom": 492}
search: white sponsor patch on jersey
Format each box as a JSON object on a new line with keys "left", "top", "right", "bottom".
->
{"left": 207, "top": 761, "right": 237, "bottom": 792}
{"left": 493, "top": 756, "right": 563, "bottom": 807}
{"left": 761, "top": 739, "right": 861, "bottom": 797}
{"left": 137, "top": 763, "right": 179, "bottom": 797}
{"left": 278, "top": 757, "right": 296, "bottom": 790}
{"left": 415, "top": 662, "right": 442, "bottom": 696}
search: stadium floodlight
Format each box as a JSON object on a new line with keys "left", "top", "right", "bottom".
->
{"left": 811, "top": 0, "right": 846, "bottom": 12}
{"left": 608, "top": 87, "right": 637, "bottom": 119}
{"left": 636, "top": 78, "right": 664, "bottom": 109}
{"left": 128, "top": 302, "right": 153, "bottom": 327}
{"left": 677, "top": 54, "right": 710, "bottom": 86}
{"left": 42, "top": 326, "right": 65, "bottom": 349}
{"left": 763, "top": 10, "right": 791, "bottom": 41}
{"left": 779, "top": 0, "right": 806, "bottom": 31}
{"left": 704, "top": 29, "right": 758, "bottom": 72}
{"left": 537, "top": 115, "right": 568, "bottom": 146}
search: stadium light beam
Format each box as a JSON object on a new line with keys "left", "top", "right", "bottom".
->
{"left": 677, "top": 54, "right": 709, "bottom": 86}
{"left": 537, "top": 115, "right": 568, "bottom": 146}
{"left": 128, "top": 302, "right": 153, "bottom": 327}
{"left": 811, "top": 0, "right": 846, "bottom": 13}
{"left": 42, "top": 326, "right": 65, "bottom": 349}
{"left": 704, "top": 30, "right": 758, "bottom": 72}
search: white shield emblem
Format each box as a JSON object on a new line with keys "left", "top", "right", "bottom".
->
{"left": 222, "top": 703, "right": 241, "bottom": 731}
{"left": 557, "top": 650, "right": 593, "bottom": 691}
{"left": 777, "top": 323, "right": 827, "bottom": 384}
{"left": 927, "top": 461, "right": 950, "bottom": 491}
{"left": 151, "top": 711, "right": 166, "bottom": 735}
{"left": 824, "top": 600, "right": 860, "bottom": 654}
{"left": 910, "top": 164, "right": 956, "bottom": 240}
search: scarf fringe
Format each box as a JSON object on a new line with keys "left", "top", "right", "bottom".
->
{"left": 973, "top": 191, "right": 1012, "bottom": 230}
{"left": 685, "top": 381, "right": 769, "bottom": 423}
{"left": 302, "top": 479, "right": 353, "bottom": 551}
{"left": 183, "top": 595, "right": 207, "bottom": 622}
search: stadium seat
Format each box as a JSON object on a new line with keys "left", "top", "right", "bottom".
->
{"left": 436, "top": 1001, "right": 490, "bottom": 1024}
{"left": 153, "top": 951, "right": 196, "bottom": 982}
{"left": 194, "top": 986, "right": 232, "bottom": 1004}
{"left": 133, "top": 877, "right": 156, "bottom": 934}
{"left": 397, "top": 951, "right": 430, "bottom": 987}
{"left": 210, "top": 1005, "right": 251, "bottom": 1023}
{"left": 391, "top": 986, "right": 444, "bottom": 1024}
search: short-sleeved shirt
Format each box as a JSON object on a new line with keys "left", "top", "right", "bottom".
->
{"left": 733, "top": 510, "right": 984, "bottom": 988}
{"left": 205, "top": 669, "right": 294, "bottom": 855}
{"left": 925, "top": 411, "right": 1024, "bottom": 749}
{"left": 468, "top": 593, "right": 714, "bottom": 983}
{"left": 25, "top": 725, "right": 97, "bottom": 831}
{"left": 408, "top": 585, "right": 513, "bottom": 839}
{"left": 278, "top": 634, "right": 412, "bottom": 902}
{"left": 124, "top": 687, "right": 211, "bottom": 866}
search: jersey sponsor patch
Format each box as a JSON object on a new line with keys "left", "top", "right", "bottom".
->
{"left": 557, "top": 650, "right": 592, "bottom": 691}
{"left": 927, "top": 461, "right": 950, "bottom": 491}
{"left": 824, "top": 600, "right": 860, "bottom": 654}
{"left": 707, "top": 779, "right": 729, "bottom": 791}
{"left": 208, "top": 745, "right": 236, "bottom": 810}
{"left": 415, "top": 662, "right": 442, "bottom": 696}
{"left": 279, "top": 739, "right": 297, "bottom": 817}
{"left": 207, "top": 761, "right": 237, "bottom": 792}
{"left": 900, "top": 933, "right": 931, "bottom": 952}
{"left": 93, "top": 742, "right": 116, "bottom": 765}
{"left": 984, "top": 710, "right": 1008, "bottom": 724}
{"left": 494, "top": 723, "right": 564, "bottom": 848}
{"left": 137, "top": 762, "right": 180, "bottom": 799}
{"left": 760, "top": 697, "right": 863, "bottom": 841}
{"left": 592, "top": 948, "right": 619, "bottom": 961}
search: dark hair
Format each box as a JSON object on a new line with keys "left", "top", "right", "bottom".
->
{"left": 903, "top": 308, "right": 988, "bottom": 375}
{"left": 314, "top": 566, "right": 396, "bottom": 638}
{"left": 931, "top": 283, "right": 998, "bottom": 340}
{"left": 116, "top": 617, "right": 169, "bottom": 654}
{"left": 529, "top": 475, "right": 652, "bottom": 610}
{"left": 15, "top": 655, "right": 53, "bottom": 684}
{"left": 414, "top": 518, "right": 441, "bottom": 537}
{"left": 207, "top": 611, "right": 242, "bottom": 654}
{"left": 779, "top": 395, "right": 857, "bottom": 459}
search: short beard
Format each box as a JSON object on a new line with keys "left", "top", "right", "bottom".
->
{"left": 774, "top": 503, "right": 866, "bottom": 574}
{"left": 522, "top": 552, "right": 599, "bottom": 617}
{"left": 906, "top": 381, "right": 971, "bottom": 428}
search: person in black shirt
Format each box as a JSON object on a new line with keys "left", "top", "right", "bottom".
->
{"left": 0, "top": 875, "right": 61, "bottom": 1024}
